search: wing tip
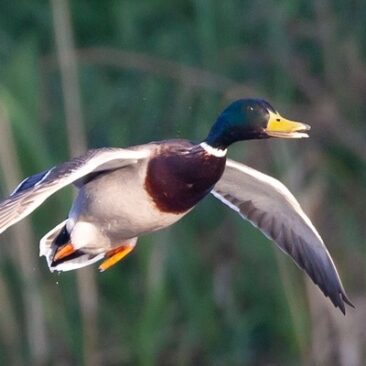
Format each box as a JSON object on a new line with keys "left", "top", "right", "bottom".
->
{"left": 330, "top": 290, "right": 354, "bottom": 315}
{"left": 341, "top": 292, "right": 355, "bottom": 313}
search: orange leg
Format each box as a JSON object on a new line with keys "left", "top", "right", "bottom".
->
{"left": 98, "top": 244, "right": 135, "bottom": 272}
{"left": 53, "top": 243, "right": 76, "bottom": 261}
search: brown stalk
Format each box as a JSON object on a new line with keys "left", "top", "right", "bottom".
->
{"left": 51, "top": 1, "right": 99, "bottom": 365}
{"left": 0, "top": 104, "right": 48, "bottom": 364}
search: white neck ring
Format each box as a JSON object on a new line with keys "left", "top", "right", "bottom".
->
{"left": 199, "top": 142, "right": 227, "bottom": 157}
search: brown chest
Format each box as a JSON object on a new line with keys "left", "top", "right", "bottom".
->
{"left": 145, "top": 151, "right": 226, "bottom": 214}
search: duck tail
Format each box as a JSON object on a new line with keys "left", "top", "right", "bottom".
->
{"left": 39, "top": 220, "right": 104, "bottom": 272}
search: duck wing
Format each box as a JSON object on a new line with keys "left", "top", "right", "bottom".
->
{"left": 0, "top": 147, "right": 150, "bottom": 234}
{"left": 212, "top": 158, "right": 353, "bottom": 314}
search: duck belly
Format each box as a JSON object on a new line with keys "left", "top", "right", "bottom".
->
{"left": 68, "top": 166, "right": 186, "bottom": 244}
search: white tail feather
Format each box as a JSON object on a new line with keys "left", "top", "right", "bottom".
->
{"left": 40, "top": 220, "right": 105, "bottom": 272}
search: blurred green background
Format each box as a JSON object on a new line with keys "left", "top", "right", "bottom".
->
{"left": 0, "top": 0, "right": 365, "bottom": 365}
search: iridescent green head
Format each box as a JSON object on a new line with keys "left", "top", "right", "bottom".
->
{"left": 204, "top": 99, "right": 310, "bottom": 149}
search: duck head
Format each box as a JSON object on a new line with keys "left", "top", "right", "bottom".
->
{"left": 204, "top": 99, "right": 310, "bottom": 149}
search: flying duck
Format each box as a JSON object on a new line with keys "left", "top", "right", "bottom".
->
{"left": 0, "top": 99, "right": 353, "bottom": 313}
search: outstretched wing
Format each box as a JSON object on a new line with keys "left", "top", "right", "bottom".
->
{"left": 212, "top": 158, "right": 353, "bottom": 314}
{"left": 0, "top": 147, "right": 150, "bottom": 234}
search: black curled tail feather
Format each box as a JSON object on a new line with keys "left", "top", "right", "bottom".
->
{"left": 49, "top": 224, "right": 86, "bottom": 267}
{"left": 53, "top": 224, "right": 70, "bottom": 248}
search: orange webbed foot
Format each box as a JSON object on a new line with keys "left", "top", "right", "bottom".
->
{"left": 98, "top": 244, "right": 135, "bottom": 272}
{"left": 53, "top": 243, "right": 76, "bottom": 261}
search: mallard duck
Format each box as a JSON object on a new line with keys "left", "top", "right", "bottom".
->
{"left": 0, "top": 99, "right": 352, "bottom": 313}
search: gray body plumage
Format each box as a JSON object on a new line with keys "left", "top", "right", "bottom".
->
{"left": 67, "top": 152, "right": 185, "bottom": 250}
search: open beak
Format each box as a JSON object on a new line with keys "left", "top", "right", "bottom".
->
{"left": 265, "top": 110, "right": 310, "bottom": 138}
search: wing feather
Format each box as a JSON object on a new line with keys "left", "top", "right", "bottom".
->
{"left": 0, "top": 147, "right": 149, "bottom": 234}
{"left": 212, "top": 158, "right": 353, "bottom": 314}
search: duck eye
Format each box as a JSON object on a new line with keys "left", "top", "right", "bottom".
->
{"left": 276, "top": 118, "right": 280, "bottom": 122}
{"left": 247, "top": 106, "right": 254, "bottom": 112}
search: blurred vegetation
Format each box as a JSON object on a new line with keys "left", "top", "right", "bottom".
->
{"left": 0, "top": 0, "right": 365, "bottom": 365}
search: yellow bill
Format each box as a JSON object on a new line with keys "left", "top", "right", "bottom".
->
{"left": 265, "top": 110, "right": 310, "bottom": 138}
